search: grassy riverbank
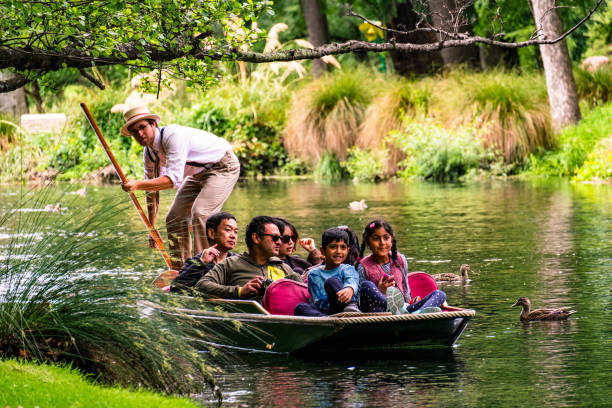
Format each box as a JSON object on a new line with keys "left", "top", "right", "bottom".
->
{"left": 1, "top": 67, "right": 612, "bottom": 183}
{"left": 0, "top": 359, "right": 200, "bottom": 408}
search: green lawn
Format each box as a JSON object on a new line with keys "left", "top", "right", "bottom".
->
{"left": 0, "top": 359, "right": 201, "bottom": 408}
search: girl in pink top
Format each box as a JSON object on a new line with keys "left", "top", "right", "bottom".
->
{"left": 357, "top": 219, "right": 446, "bottom": 314}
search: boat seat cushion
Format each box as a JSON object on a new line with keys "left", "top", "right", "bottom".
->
{"left": 407, "top": 272, "right": 439, "bottom": 298}
{"left": 263, "top": 278, "right": 310, "bottom": 315}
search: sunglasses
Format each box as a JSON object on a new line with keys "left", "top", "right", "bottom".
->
{"left": 281, "top": 235, "right": 298, "bottom": 244}
{"left": 260, "top": 233, "right": 282, "bottom": 242}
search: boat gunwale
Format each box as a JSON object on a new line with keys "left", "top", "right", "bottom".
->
{"left": 162, "top": 305, "right": 475, "bottom": 326}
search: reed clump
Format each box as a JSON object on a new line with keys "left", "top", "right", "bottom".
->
{"left": 0, "top": 188, "right": 233, "bottom": 400}
{"left": 283, "top": 68, "right": 374, "bottom": 163}
{"left": 357, "top": 80, "right": 429, "bottom": 174}
{"left": 434, "top": 70, "right": 552, "bottom": 163}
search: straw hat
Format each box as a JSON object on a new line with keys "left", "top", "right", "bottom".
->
{"left": 120, "top": 106, "right": 161, "bottom": 136}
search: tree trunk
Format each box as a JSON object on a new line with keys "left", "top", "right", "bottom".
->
{"left": 389, "top": 2, "right": 444, "bottom": 75}
{"left": 300, "top": 0, "right": 330, "bottom": 77}
{"left": 429, "top": 0, "right": 479, "bottom": 67}
{"left": 25, "top": 80, "right": 44, "bottom": 113}
{"left": 0, "top": 70, "right": 28, "bottom": 119}
{"left": 531, "top": 0, "right": 581, "bottom": 128}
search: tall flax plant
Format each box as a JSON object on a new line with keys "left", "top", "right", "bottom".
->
{"left": 284, "top": 69, "right": 373, "bottom": 164}
{"left": 462, "top": 72, "right": 552, "bottom": 162}
{"left": 0, "top": 187, "right": 234, "bottom": 400}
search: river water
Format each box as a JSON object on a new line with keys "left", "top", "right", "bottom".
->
{"left": 1, "top": 179, "right": 611, "bottom": 407}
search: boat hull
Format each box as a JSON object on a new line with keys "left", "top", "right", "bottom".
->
{"left": 166, "top": 301, "right": 475, "bottom": 354}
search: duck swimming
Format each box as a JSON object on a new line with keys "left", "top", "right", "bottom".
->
{"left": 432, "top": 264, "right": 470, "bottom": 282}
{"left": 512, "top": 297, "right": 576, "bottom": 321}
{"left": 348, "top": 199, "right": 367, "bottom": 211}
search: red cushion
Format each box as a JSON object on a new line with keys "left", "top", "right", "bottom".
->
{"left": 262, "top": 278, "right": 310, "bottom": 315}
{"left": 407, "top": 272, "right": 438, "bottom": 298}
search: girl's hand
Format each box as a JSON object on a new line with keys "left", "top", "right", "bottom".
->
{"left": 377, "top": 274, "right": 395, "bottom": 292}
{"left": 336, "top": 287, "right": 354, "bottom": 303}
{"left": 200, "top": 245, "right": 220, "bottom": 263}
{"left": 299, "top": 238, "right": 316, "bottom": 253}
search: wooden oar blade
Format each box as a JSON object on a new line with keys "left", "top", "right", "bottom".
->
{"left": 153, "top": 269, "right": 179, "bottom": 289}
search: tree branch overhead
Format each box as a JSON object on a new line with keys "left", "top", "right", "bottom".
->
{"left": 0, "top": 0, "right": 605, "bottom": 93}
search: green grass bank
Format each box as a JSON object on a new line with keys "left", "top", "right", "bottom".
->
{"left": 0, "top": 359, "right": 200, "bottom": 408}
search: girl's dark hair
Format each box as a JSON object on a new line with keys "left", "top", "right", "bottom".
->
{"left": 336, "top": 225, "right": 360, "bottom": 266}
{"left": 273, "top": 217, "right": 298, "bottom": 239}
{"left": 359, "top": 219, "right": 399, "bottom": 267}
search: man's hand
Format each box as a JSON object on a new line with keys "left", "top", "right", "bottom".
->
{"left": 121, "top": 179, "right": 138, "bottom": 192}
{"left": 336, "top": 287, "right": 354, "bottom": 304}
{"left": 377, "top": 274, "right": 395, "bottom": 293}
{"left": 200, "top": 245, "right": 220, "bottom": 263}
{"left": 240, "top": 276, "right": 264, "bottom": 298}
{"left": 148, "top": 234, "right": 157, "bottom": 249}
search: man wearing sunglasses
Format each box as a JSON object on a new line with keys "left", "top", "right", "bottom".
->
{"left": 119, "top": 106, "right": 240, "bottom": 270}
{"left": 196, "top": 216, "right": 302, "bottom": 300}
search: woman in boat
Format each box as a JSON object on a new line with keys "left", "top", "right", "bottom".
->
{"left": 357, "top": 219, "right": 446, "bottom": 314}
{"left": 274, "top": 217, "right": 324, "bottom": 275}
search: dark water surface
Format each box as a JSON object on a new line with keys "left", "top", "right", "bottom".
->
{"left": 1, "top": 179, "right": 611, "bottom": 407}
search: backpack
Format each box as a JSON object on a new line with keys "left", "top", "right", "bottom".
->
{"left": 262, "top": 278, "right": 310, "bottom": 315}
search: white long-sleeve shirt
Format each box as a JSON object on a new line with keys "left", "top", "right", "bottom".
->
{"left": 143, "top": 125, "right": 232, "bottom": 188}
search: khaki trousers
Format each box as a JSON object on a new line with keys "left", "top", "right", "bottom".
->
{"left": 166, "top": 150, "right": 240, "bottom": 269}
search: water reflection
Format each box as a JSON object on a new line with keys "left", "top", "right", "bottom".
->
{"left": 2, "top": 180, "right": 611, "bottom": 407}
{"left": 207, "top": 349, "right": 462, "bottom": 407}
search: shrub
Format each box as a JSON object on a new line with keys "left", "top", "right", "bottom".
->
{"left": 313, "top": 151, "right": 348, "bottom": 182}
{"left": 425, "top": 70, "right": 552, "bottom": 163}
{"left": 527, "top": 103, "right": 612, "bottom": 177}
{"left": 342, "top": 147, "right": 387, "bottom": 182}
{"left": 186, "top": 76, "right": 290, "bottom": 175}
{"left": 574, "top": 67, "right": 612, "bottom": 107}
{"left": 389, "top": 120, "right": 485, "bottom": 181}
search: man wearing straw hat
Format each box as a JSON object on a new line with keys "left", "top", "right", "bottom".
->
{"left": 120, "top": 106, "right": 240, "bottom": 270}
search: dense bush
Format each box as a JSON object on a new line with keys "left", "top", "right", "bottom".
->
{"left": 388, "top": 120, "right": 487, "bottom": 181}
{"left": 343, "top": 147, "right": 386, "bottom": 182}
{"left": 574, "top": 67, "right": 612, "bottom": 107}
{"left": 527, "top": 103, "right": 612, "bottom": 178}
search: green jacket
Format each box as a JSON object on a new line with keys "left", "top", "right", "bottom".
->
{"left": 196, "top": 252, "right": 301, "bottom": 300}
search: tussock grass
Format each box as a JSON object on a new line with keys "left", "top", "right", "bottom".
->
{"left": 284, "top": 69, "right": 374, "bottom": 162}
{"left": 358, "top": 80, "right": 429, "bottom": 173}
{"left": 433, "top": 70, "right": 552, "bottom": 162}
{"left": 0, "top": 187, "right": 238, "bottom": 400}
